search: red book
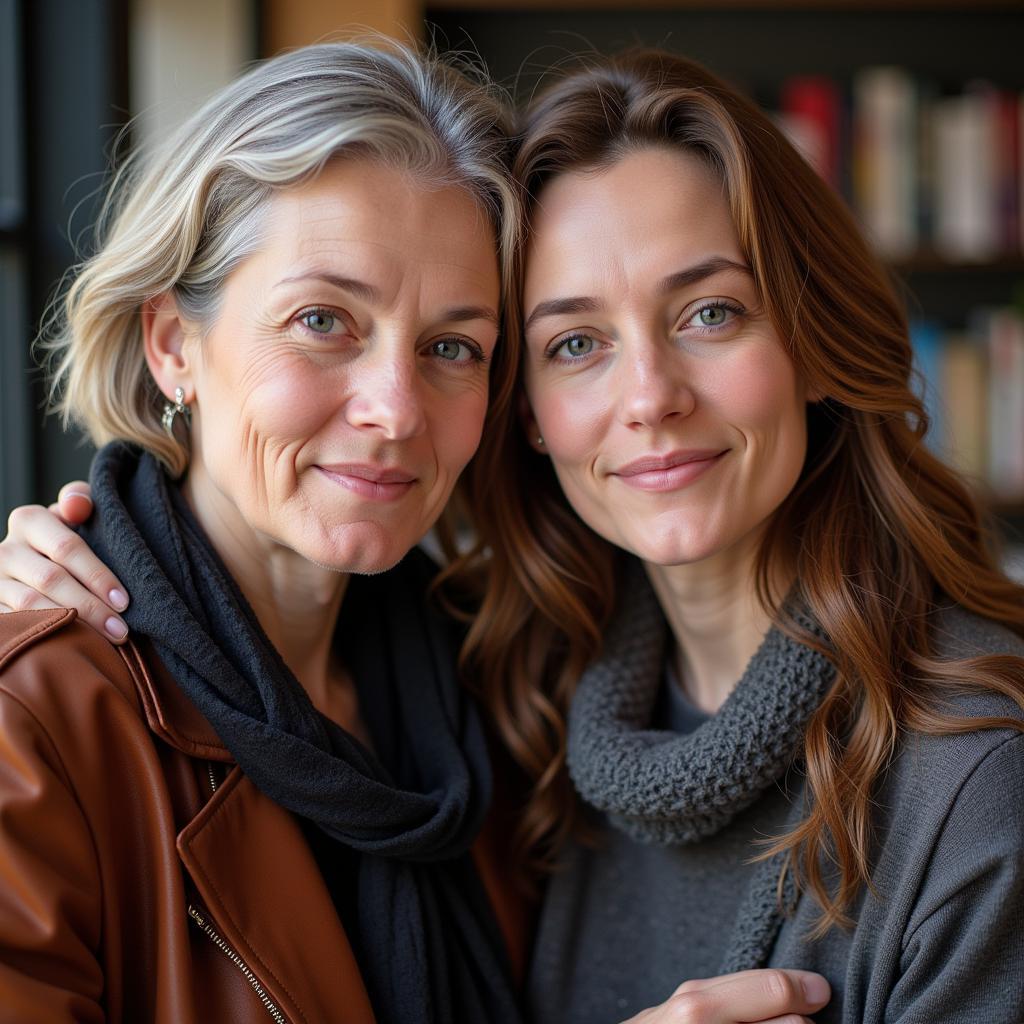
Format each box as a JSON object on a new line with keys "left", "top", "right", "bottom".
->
{"left": 993, "top": 88, "right": 1021, "bottom": 254}
{"left": 780, "top": 76, "right": 842, "bottom": 189}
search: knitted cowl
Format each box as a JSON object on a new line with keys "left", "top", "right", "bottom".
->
{"left": 566, "top": 559, "right": 837, "bottom": 970}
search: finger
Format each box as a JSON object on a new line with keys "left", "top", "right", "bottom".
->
{"left": 669, "top": 969, "right": 830, "bottom": 1022}
{"left": 0, "top": 551, "right": 128, "bottom": 643}
{"left": 673, "top": 969, "right": 829, "bottom": 1000}
{"left": 56, "top": 481, "right": 94, "bottom": 526}
{"left": 0, "top": 581, "right": 61, "bottom": 612}
{"left": 4, "top": 504, "right": 129, "bottom": 613}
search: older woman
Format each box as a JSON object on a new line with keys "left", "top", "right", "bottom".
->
{"left": 0, "top": 39, "right": 531, "bottom": 1024}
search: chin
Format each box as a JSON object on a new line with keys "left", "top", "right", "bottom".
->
{"left": 302, "top": 521, "right": 418, "bottom": 576}
{"left": 617, "top": 521, "right": 728, "bottom": 567}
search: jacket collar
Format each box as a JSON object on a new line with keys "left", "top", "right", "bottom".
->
{"left": 123, "top": 637, "right": 233, "bottom": 761}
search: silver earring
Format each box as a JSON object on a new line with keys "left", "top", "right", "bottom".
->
{"left": 161, "top": 386, "right": 191, "bottom": 437}
{"left": 536, "top": 436, "right": 545, "bottom": 447}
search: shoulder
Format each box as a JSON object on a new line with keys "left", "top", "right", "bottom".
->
{"left": 917, "top": 604, "right": 1024, "bottom": 723}
{"left": 929, "top": 603, "right": 1024, "bottom": 662}
{"left": 0, "top": 608, "right": 144, "bottom": 733}
{"left": 875, "top": 607, "right": 1024, "bottom": 828}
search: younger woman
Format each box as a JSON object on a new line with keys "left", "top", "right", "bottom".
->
{"left": 459, "top": 51, "right": 1024, "bottom": 1024}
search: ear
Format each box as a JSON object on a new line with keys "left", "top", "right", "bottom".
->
{"left": 518, "top": 390, "right": 546, "bottom": 454}
{"left": 142, "top": 292, "right": 195, "bottom": 403}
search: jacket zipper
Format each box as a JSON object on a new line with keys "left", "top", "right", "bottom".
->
{"left": 187, "top": 904, "right": 288, "bottom": 1023}
{"left": 207, "top": 762, "right": 219, "bottom": 795}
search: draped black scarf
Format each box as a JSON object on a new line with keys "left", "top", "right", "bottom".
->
{"left": 80, "top": 442, "right": 524, "bottom": 1024}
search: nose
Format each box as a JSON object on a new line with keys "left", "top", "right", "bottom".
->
{"left": 345, "top": 344, "right": 427, "bottom": 441}
{"left": 618, "top": 333, "right": 696, "bottom": 428}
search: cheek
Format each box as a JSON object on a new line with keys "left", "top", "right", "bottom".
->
{"left": 706, "top": 346, "right": 805, "bottom": 442}
{"left": 196, "top": 349, "right": 333, "bottom": 486}
{"left": 528, "top": 378, "right": 609, "bottom": 463}
{"left": 208, "top": 341, "right": 328, "bottom": 426}
{"left": 432, "top": 390, "right": 489, "bottom": 473}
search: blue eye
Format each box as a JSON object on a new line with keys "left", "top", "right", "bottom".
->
{"left": 431, "top": 338, "right": 480, "bottom": 364}
{"left": 301, "top": 309, "right": 337, "bottom": 334}
{"left": 685, "top": 302, "right": 741, "bottom": 331}
{"left": 554, "top": 334, "right": 595, "bottom": 359}
{"left": 698, "top": 306, "right": 728, "bottom": 326}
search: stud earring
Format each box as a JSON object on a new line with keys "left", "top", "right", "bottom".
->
{"left": 161, "top": 386, "right": 191, "bottom": 438}
{"left": 536, "top": 435, "right": 544, "bottom": 447}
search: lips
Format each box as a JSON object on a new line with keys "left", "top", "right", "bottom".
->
{"left": 315, "top": 463, "right": 418, "bottom": 501}
{"left": 611, "top": 449, "right": 728, "bottom": 492}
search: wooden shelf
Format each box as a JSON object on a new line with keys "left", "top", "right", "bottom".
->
{"left": 891, "top": 255, "right": 1024, "bottom": 276}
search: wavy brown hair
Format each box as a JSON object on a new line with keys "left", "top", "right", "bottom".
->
{"left": 444, "top": 50, "right": 1024, "bottom": 932}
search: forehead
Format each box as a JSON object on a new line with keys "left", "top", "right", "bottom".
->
{"left": 525, "top": 147, "right": 740, "bottom": 294}
{"left": 260, "top": 158, "right": 500, "bottom": 295}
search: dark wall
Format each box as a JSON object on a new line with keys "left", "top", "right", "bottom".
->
{"left": 1, "top": 0, "right": 129, "bottom": 512}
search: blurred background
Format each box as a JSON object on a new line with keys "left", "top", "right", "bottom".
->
{"left": 1, "top": 0, "right": 1022, "bottom": 573}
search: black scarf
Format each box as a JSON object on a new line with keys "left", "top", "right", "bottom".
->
{"left": 80, "top": 443, "right": 524, "bottom": 1024}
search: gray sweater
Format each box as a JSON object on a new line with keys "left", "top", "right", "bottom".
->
{"left": 528, "top": 607, "right": 1024, "bottom": 1024}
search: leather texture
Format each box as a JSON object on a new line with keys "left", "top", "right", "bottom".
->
{"left": 0, "top": 609, "right": 529, "bottom": 1023}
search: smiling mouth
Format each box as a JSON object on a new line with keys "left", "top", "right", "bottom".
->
{"left": 611, "top": 449, "right": 729, "bottom": 493}
{"left": 315, "top": 464, "right": 418, "bottom": 502}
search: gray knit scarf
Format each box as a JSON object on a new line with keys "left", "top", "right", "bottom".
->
{"left": 566, "top": 559, "right": 836, "bottom": 971}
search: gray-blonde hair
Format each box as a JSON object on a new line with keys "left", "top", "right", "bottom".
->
{"left": 42, "top": 40, "right": 520, "bottom": 476}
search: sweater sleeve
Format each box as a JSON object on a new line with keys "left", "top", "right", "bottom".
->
{"left": 0, "top": 687, "right": 106, "bottom": 1023}
{"left": 886, "top": 732, "right": 1024, "bottom": 1024}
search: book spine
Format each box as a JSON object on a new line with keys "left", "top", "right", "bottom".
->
{"left": 986, "top": 308, "right": 1024, "bottom": 500}
{"left": 853, "top": 67, "right": 918, "bottom": 260}
{"left": 933, "top": 90, "right": 1000, "bottom": 262}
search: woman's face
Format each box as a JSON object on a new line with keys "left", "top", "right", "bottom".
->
{"left": 181, "top": 157, "right": 500, "bottom": 574}
{"left": 522, "top": 146, "right": 810, "bottom": 568}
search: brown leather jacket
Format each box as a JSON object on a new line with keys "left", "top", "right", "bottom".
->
{"left": 0, "top": 608, "right": 530, "bottom": 1023}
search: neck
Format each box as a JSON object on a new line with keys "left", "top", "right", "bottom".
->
{"left": 644, "top": 530, "right": 783, "bottom": 714}
{"left": 182, "top": 464, "right": 352, "bottom": 724}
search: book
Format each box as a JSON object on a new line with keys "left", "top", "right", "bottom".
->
{"left": 780, "top": 76, "right": 843, "bottom": 189}
{"left": 941, "top": 332, "right": 988, "bottom": 485}
{"left": 933, "top": 89, "right": 1000, "bottom": 262}
{"left": 910, "top": 319, "right": 948, "bottom": 454}
{"left": 853, "top": 66, "right": 918, "bottom": 260}
{"left": 983, "top": 307, "right": 1024, "bottom": 500}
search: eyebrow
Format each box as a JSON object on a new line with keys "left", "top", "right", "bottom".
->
{"left": 275, "top": 272, "right": 499, "bottom": 326}
{"left": 523, "top": 256, "right": 752, "bottom": 331}
{"left": 442, "top": 305, "right": 501, "bottom": 327}
{"left": 658, "top": 256, "right": 751, "bottom": 295}
{"left": 275, "top": 272, "right": 381, "bottom": 303}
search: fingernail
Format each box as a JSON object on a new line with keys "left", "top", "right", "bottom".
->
{"left": 802, "top": 974, "right": 830, "bottom": 1004}
{"left": 109, "top": 588, "right": 129, "bottom": 611}
{"left": 105, "top": 617, "right": 128, "bottom": 641}
{"left": 65, "top": 490, "right": 93, "bottom": 503}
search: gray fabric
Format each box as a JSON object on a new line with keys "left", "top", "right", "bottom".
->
{"left": 566, "top": 561, "right": 834, "bottom": 847}
{"left": 529, "top": 774, "right": 796, "bottom": 1024}
{"left": 530, "top": 583, "right": 1024, "bottom": 1024}
{"left": 654, "top": 662, "right": 710, "bottom": 734}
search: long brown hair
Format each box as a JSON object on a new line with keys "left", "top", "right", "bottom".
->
{"left": 446, "top": 50, "right": 1024, "bottom": 931}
